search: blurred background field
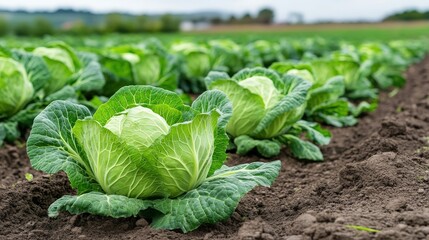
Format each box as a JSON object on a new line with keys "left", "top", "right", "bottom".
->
{"left": 2, "top": 21, "right": 429, "bottom": 49}
{"left": 0, "top": 1, "right": 427, "bottom": 45}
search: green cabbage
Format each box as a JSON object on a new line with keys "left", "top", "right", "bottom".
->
{"left": 33, "top": 43, "right": 80, "bottom": 95}
{"left": 270, "top": 60, "right": 375, "bottom": 128}
{"left": 0, "top": 57, "right": 34, "bottom": 119}
{"left": 32, "top": 42, "right": 105, "bottom": 97}
{"left": 206, "top": 68, "right": 328, "bottom": 160}
{"left": 27, "top": 85, "right": 280, "bottom": 232}
{"left": 206, "top": 68, "right": 310, "bottom": 139}
{"left": 99, "top": 43, "right": 178, "bottom": 96}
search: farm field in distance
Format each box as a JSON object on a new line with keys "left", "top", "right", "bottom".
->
{"left": 1, "top": 21, "right": 429, "bottom": 47}
{"left": 1, "top": 16, "right": 429, "bottom": 240}
{"left": 189, "top": 21, "right": 429, "bottom": 42}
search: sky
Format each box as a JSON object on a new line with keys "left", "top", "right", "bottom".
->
{"left": 0, "top": 0, "right": 428, "bottom": 22}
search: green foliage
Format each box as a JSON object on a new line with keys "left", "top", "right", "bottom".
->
{"left": 98, "top": 41, "right": 178, "bottom": 95}
{"left": 269, "top": 52, "right": 383, "bottom": 127}
{"left": 1, "top": 36, "right": 426, "bottom": 154}
{"left": 0, "top": 42, "right": 104, "bottom": 145}
{"left": 206, "top": 67, "right": 330, "bottom": 160}
{"left": 48, "top": 161, "right": 281, "bottom": 233}
{"left": 27, "top": 85, "right": 280, "bottom": 232}
{"left": 0, "top": 57, "right": 34, "bottom": 119}
{"left": 1, "top": 30, "right": 427, "bottom": 233}
{"left": 278, "top": 134, "right": 323, "bottom": 161}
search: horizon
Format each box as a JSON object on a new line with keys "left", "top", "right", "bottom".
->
{"left": 0, "top": 0, "right": 428, "bottom": 23}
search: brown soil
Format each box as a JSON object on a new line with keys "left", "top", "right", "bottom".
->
{"left": 1, "top": 57, "right": 429, "bottom": 240}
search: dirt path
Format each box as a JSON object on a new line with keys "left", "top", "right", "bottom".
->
{"left": 1, "top": 57, "right": 429, "bottom": 240}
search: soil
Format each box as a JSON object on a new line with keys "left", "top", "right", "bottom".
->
{"left": 1, "top": 57, "right": 429, "bottom": 240}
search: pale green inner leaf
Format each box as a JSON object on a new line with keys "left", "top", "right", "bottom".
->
{"left": 104, "top": 106, "right": 170, "bottom": 150}
{"left": 238, "top": 76, "right": 282, "bottom": 109}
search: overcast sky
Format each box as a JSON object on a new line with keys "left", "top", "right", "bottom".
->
{"left": 0, "top": 0, "right": 428, "bottom": 22}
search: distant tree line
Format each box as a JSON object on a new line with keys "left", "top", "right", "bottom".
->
{"left": 0, "top": 17, "right": 54, "bottom": 37}
{"left": 0, "top": 13, "right": 181, "bottom": 37}
{"left": 383, "top": 9, "right": 429, "bottom": 21}
{"left": 68, "top": 13, "right": 181, "bottom": 35}
{"left": 210, "top": 8, "right": 275, "bottom": 25}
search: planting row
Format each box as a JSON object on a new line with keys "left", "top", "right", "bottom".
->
{"left": 0, "top": 38, "right": 427, "bottom": 233}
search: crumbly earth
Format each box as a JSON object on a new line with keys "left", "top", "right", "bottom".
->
{"left": 1, "top": 57, "right": 429, "bottom": 240}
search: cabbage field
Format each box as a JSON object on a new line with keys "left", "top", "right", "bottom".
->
{"left": 1, "top": 35, "right": 429, "bottom": 239}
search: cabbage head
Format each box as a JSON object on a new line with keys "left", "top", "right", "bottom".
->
{"left": 0, "top": 43, "right": 104, "bottom": 146}
{"left": 206, "top": 68, "right": 310, "bottom": 139}
{"left": 206, "top": 68, "right": 328, "bottom": 160}
{"left": 99, "top": 43, "right": 178, "bottom": 96}
{"left": 270, "top": 61, "right": 376, "bottom": 128}
{"left": 33, "top": 42, "right": 81, "bottom": 95}
{"left": 171, "top": 42, "right": 222, "bottom": 93}
{"left": 0, "top": 57, "right": 34, "bottom": 119}
{"left": 27, "top": 85, "right": 280, "bottom": 232}
{"left": 32, "top": 42, "right": 104, "bottom": 97}
{"left": 0, "top": 49, "right": 52, "bottom": 145}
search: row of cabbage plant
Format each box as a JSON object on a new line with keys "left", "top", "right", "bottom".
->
{"left": 88, "top": 38, "right": 427, "bottom": 94}
{"left": 0, "top": 37, "right": 427, "bottom": 233}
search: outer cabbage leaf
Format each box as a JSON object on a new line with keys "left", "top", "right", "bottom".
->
{"left": 294, "top": 120, "right": 331, "bottom": 145}
{"left": 317, "top": 113, "right": 358, "bottom": 127}
{"left": 306, "top": 76, "right": 345, "bottom": 113}
{"left": 313, "top": 99, "right": 349, "bottom": 117}
{"left": 44, "top": 86, "right": 77, "bottom": 102}
{"left": 208, "top": 79, "right": 265, "bottom": 137}
{"left": 234, "top": 135, "right": 281, "bottom": 158}
{"left": 27, "top": 101, "right": 102, "bottom": 193}
{"left": 232, "top": 67, "right": 285, "bottom": 89}
{"left": 47, "top": 161, "right": 281, "bottom": 233}
{"left": 71, "top": 61, "right": 105, "bottom": 92}
{"left": 349, "top": 100, "right": 378, "bottom": 117}
{"left": 204, "top": 71, "right": 230, "bottom": 87}
{"left": 191, "top": 90, "right": 232, "bottom": 175}
{"left": 252, "top": 74, "right": 311, "bottom": 138}
{"left": 347, "top": 88, "right": 378, "bottom": 99}
{"left": 99, "top": 55, "right": 135, "bottom": 96}
{"left": 150, "top": 160, "right": 281, "bottom": 232}
{"left": 0, "top": 122, "right": 20, "bottom": 145}
{"left": 278, "top": 135, "right": 323, "bottom": 161}
{"left": 48, "top": 192, "right": 152, "bottom": 218}
{"left": 0, "top": 122, "right": 20, "bottom": 143}
{"left": 7, "top": 102, "right": 44, "bottom": 125}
